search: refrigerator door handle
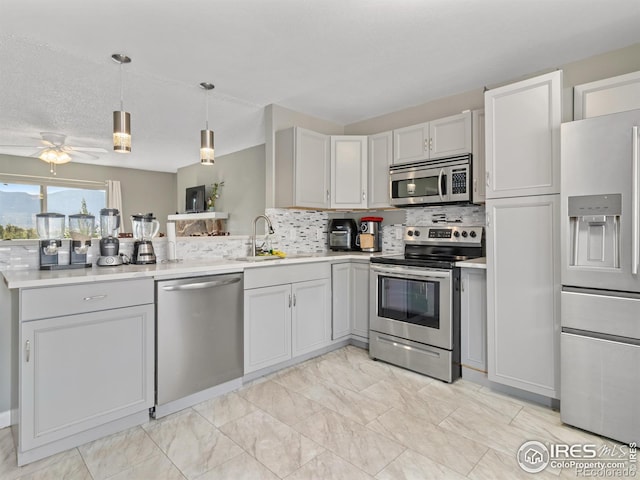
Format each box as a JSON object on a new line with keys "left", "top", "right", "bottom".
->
{"left": 633, "top": 126, "right": 639, "bottom": 275}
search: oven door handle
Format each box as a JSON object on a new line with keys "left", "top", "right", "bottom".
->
{"left": 371, "top": 264, "right": 451, "bottom": 280}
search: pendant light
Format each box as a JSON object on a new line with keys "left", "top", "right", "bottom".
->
{"left": 200, "top": 82, "right": 215, "bottom": 165}
{"left": 112, "top": 54, "right": 132, "bottom": 153}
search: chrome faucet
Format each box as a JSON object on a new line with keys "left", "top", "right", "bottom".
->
{"left": 251, "top": 214, "right": 275, "bottom": 256}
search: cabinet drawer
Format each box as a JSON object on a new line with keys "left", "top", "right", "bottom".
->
{"left": 244, "top": 262, "right": 330, "bottom": 289}
{"left": 21, "top": 279, "right": 154, "bottom": 321}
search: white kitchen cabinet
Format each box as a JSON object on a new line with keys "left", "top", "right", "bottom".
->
{"left": 471, "top": 109, "right": 486, "bottom": 204}
{"left": 574, "top": 70, "right": 640, "bottom": 120}
{"left": 244, "top": 284, "right": 292, "bottom": 373}
{"left": 244, "top": 263, "right": 331, "bottom": 374}
{"left": 17, "top": 279, "right": 154, "bottom": 464}
{"left": 292, "top": 279, "right": 331, "bottom": 356}
{"left": 351, "top": 262, "right": 370, "bottom": 340}
{"left": 367, "top": 131, "right": 393, "bottom": 209}
{"left": 485, "top": 70, "right": 562, "bottom": 199}
{"left": 486, "top": 194, "right": 560, "bottom": 399}
{"left": 460, "top": 268, "right": 487, "bottom": 374}
{"left": 331, "top": 263, "right": 351, "bottom": 340}
{"left": 429, "top": 112, "right": 472, "bottom": 159}
{"left": 393, "top": 112, "right": 472, "bottom": 164}
{"left": 275, "top": 127, "right": 330, "bottom": 209}
{"left": 330, "top": 136, "right": 368, "bottom": 209}
{"left": 331, "top": 262, "right": 370, "bottom": 342}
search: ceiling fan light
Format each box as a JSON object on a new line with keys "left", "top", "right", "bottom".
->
{"left": 200, "top": 129, "right": 215, "bottom": 165}
{"left": 113, "top": 110, "right": 131, "bottom": 153}
{"left": 39, "top": 148, "right": 58, "bottom": 163}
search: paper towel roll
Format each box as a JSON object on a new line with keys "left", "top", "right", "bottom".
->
{"left": 167, "top": 222, "right": 177, "bottom": 261}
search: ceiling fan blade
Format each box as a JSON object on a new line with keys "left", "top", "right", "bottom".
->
{"left": 70, "top": 146, "right": 109, "bottom": 153}
{"left": 40, "top": 132, "right": 67, "bottom": 146}
{"left": 0, "top": 144, "right": 45, "bottom": 149}
{"left": 62, "top": 148, "right": 99, "bottom": 159}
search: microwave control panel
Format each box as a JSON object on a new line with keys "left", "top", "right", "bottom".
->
{"left": 451, "top": 168, "right": 467, "bottom": 194}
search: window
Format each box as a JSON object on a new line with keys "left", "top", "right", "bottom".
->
{"left": 0, "top": 179, "right": 106, "bottom": 240}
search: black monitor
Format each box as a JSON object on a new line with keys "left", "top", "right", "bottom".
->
{"left": 185, "top": 185, "right": 206, "bottom": 213}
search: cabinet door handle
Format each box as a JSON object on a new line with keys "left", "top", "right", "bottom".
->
{"left": 486, "top": 212, "right": 491, "bottom": 227}
{"left": 486, "top": 171, "right": 490, "bottom": 187}
{"left": 461, "top": 279, "right": 465, "bottom": 292}
{"left": 473, "top": 178, "right": 477, "bottom": 194}
{"left": 25, "top": 340, "right": 30, "bottom": 363}
{"left": 429, "top": 138, "right": 433, "bottom": 151}
{"left": 83, "top": 294, "right": 107, "bottom": 301}
{"left": 326, "top": 190, "right": 330, "bottom": 201}
{"left": 362, "top": 191, "right": 366, "bottom": 201}
{"left": 288, "top": 294, "right": 292, "bottom": 308}
{"left": 423, "top": 139, "right": 428, "bottom": 151}
{"left": 293, "top": 293, "right": 297, "bottom": 306}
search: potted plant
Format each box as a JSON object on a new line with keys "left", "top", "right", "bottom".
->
{"left": 207, "top": 181, "right": 224, "bottom": 211}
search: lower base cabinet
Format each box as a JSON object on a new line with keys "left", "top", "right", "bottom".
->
{"left": 460, "top": 268, "right": 487, "bottom": 374}
{"left": 16, "top": 279, "right": 155, "bottom": 465}
{"left": 244, "top": 263, "right": 331, "bottom": 374}
{"left": 331, "top": 261, "right": 370, "bottom": 342}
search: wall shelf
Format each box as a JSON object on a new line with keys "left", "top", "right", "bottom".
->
{"left": 168, "top": 212, "right": 229, "bottom": 221}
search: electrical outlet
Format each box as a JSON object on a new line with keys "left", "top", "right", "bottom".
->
{"left": 289, "top": 228, "right": 296, "bottom": 241}
{"left": 316, "top": 227, "right": 323, "bottom": 241}
{"left": 395, "top": 226, "right": 403, "bottom": 240}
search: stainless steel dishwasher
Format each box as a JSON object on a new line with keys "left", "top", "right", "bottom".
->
{"left": 154, "top": 272, "right": 243, "bottom": 418}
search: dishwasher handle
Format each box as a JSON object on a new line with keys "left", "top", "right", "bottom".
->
{"left": 161, "top": 276, "right": 241, "bottom": 292}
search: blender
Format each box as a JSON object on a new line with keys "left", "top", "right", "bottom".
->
{"left": 36, "top": 212, "right": 65, "bottom": 269}
{"left": 97, "top": 208, "right": 123, "bottom": 266}
{"left": 68, "top": 214, "right": 94, "bottom": 267}
{"left": 131, "top": 213, "right": 160, "bottom": 264}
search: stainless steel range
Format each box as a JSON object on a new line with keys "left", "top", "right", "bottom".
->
{"left": 369, "top": 225, "right": 484, "bottom": 382}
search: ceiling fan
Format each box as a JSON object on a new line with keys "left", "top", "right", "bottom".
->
{"left": 0, "top": 132, "right": 108, "bottom": 175}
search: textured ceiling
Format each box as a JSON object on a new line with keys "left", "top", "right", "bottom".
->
{"left": 0, "top": 0, "right": 639, "bottom": 173}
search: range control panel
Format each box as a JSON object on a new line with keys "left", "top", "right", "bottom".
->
{"left": 404, "top": 226, "right": 484, "bottom": 244}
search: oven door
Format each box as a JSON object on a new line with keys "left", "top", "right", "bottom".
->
{"left": 370, "top": 264, "right": 453, "bottom": 350}
{"left": 389, "top": 166, "right": 449, "bottom": 206}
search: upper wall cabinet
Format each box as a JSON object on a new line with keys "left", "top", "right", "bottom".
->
{"left": 393, "top": 112, "right": 472, "bottom": 164}
{"left": 485, "top": 71, "right": 562, "bottom": 199}
{"left": 330, "top": 136, "right": 368, "bottom": 209}
{"left": 574, "top": 70, "right": 640, "bottom": 120}
{"left": 275, "top": 127, "right": 330, "bottom": 209}
{"left": 471, "top": 109, "right": 486, "bottom": 204}
{"left": 367, "top": 131, "right": 393, "bottom": 209}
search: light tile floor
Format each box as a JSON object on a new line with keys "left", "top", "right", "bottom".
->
{"left": 0, "top": 345, "right": 627, "bottom": 479}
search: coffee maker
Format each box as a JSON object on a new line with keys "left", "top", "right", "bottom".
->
{"left": 97, "top": 208, "right": 123, "bottom": 266}
{"left": 358, "top": 216, "right": 383, "bottom": 252}
{"left": 36, "top": 212, "right": 65, "bottom": 269}
{"left": 131, "top": 213, "right": 160, "bottom": 264}
{"left": 68, "top": 214, "right": 94, "bottom": 268}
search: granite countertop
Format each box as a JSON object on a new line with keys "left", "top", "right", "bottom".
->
{"left": 2, "top": 251, "right": 382, "bottom": 289}
{"left": 455, "top": 257, "right": 487, "bottom": 269}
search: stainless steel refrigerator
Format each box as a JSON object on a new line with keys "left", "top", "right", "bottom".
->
{"left": 561, "top": 108, "right": 640, "bottom": 443}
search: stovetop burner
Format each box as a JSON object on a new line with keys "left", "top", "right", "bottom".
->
{"left": 372, "top": 225, "right": 485, "bottom": 269}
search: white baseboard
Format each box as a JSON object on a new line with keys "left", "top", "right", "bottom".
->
{"left": 0, "top": 410, "right": 12, "bottom": 429}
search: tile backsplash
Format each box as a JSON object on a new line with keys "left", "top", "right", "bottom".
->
{"left": 1, "top": 205, "right": 487, "bottom": 271}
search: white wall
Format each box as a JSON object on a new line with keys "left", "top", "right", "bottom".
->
{"left": 176, "top": 144, "right": 266, "bottom": 235}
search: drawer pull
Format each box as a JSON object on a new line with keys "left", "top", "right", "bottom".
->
{"left": 377, "top": 336, "right": 440, "bottom": 358}
{"left": 25, "top": 340, "right": 30, "bottom": 363}
{"left": 83, "top": 295, "right": 107, "bottom": 301}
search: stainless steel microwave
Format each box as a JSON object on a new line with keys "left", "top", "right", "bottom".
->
{"left": 389, "top": 154, "right": 473, "bottom": 206}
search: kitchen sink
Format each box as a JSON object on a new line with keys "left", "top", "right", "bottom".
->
{"left": 233, "top": 255, "right": 283, "bottom": 262}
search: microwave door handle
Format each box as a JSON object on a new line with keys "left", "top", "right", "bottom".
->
{"left": 437, "top": 168, "right": 444, "bottom": 201}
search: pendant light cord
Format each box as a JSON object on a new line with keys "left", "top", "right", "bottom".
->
{"left": 119, "top": 63, "right": 124, "bottom": 111}
{"left": 205, "top": 89, "right": 209, "bottom": 130}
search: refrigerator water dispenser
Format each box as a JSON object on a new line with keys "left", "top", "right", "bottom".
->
{"left": 568, "top": 194, "right": 621, "bottom": 269}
